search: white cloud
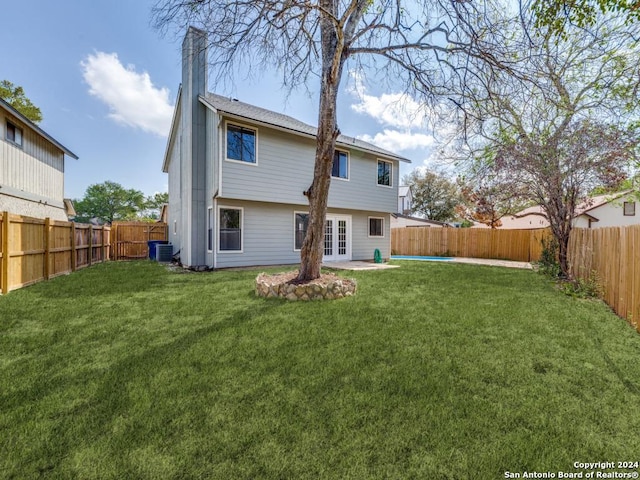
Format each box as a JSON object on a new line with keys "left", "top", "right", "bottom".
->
{"left": 348, "top": 70, "right": 428, "bottom": 129}
{"left": 358, "top": 130, "right": 435, "bottom": 152}
{"left": 81, "top": 52, "right": 173, "bottom": 137}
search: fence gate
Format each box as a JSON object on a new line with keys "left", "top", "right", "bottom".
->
{"left": 111, "top": 222, "right": 168, "bottom": 261}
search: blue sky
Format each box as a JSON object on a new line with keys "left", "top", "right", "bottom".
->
{"left": 1, "top": 0, "right": 436, "bottom": 200}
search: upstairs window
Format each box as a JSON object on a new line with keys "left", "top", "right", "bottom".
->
{"left": 623, "top": 201, "right": 636, "bottom": 216}
{"left": 332, "top": 150, "right": 349, "bottom": 179}
{"left": 6, "top": 121, "right": 23, "bottom": 146}
{"left": 377, "top": 160, "right": 392, "bottom": 187}
{"left": 226, "top": 123, "right": 256, "bottom": 163}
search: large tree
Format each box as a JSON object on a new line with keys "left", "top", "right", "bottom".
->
{"left": 74, "top": 181, "right": 147, "bottom": 224}
{"left": 0, "top": 80, "right": 43, "bottom": 123}
{"left": 448, "top": 13, "right": 640, "bottom": 276}
{"left": 152, "top": 0, "right": 501, "bottom": 281}
{"left": 404, "top": 169, "right": 459, "bottom": 222}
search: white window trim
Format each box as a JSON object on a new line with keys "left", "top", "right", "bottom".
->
{"left": 376, "top": 159, "right": 393, "bottom": 188}
{"left": 293, "top": 211, "right": 309, "bottom": 252}
{"left": 207, "top": 206, "right": 214, "bottom": 252}
{"left": 217, "top": 205, "right": 244, "bottom": 254}
{"left": 331, "top": 149, "right": 350, "bottom": 181}
{"left": 224, "top": 120, "right": 258, "bottom": 166}
{"left": 368, "top": 216, "right": 385, "bottom": 238}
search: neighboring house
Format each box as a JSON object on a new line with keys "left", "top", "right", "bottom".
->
{"left": 495, "top": 205, "right": 550, "bottom": 230}
{"left": 572, "top": 190, "right": 639, "bottom": 228}
{"left": 398, "top": 185, "right": 412, "bottom": 215}
{"left": 162, "top": 27, "right": 410, "bottom": 269}
{"left": 1, "top": 97, "right": 77, "bottom": 221}
{"left": 497, "top": 191, "right": 639, "bottom": 230}
{"left": 390, "top": 213, "right": 447, "bottom": 228}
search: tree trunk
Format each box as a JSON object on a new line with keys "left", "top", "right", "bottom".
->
{"left": 557, "top": 228, "right": 571, "bottom": 279}
{"left": 297, "top": 8, "right": 344, "bottom": 282}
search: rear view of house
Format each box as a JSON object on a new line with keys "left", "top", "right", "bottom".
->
{"left": 162, "top": 27, "right": 410, "bottom": 269}
{"left": 1, "top": 98, "right": 77, "bottom": 220}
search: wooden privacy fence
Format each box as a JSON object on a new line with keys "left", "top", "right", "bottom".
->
{"left": 569, "top": 226, "right": 640, "bottom": 332}
{"left": 111, "top": 222, "right": 168, "bottom": 260}
{"left": 0, "top": 212, "right": 169, "bottom": 294}
{"left": 391, "top": 227, "right": 551, "bottom": 262}
{"left": 0, "top": 212, "right": 111, "bottom": 294}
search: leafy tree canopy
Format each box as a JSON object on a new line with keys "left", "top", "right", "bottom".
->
{"left": 74, "top": 181, "right": 147, "bottom": 224}
{"left": 0, "top": 80, "right": 43, "bottom": 124}
{"left": 404, "top": 170, "right": 460, "bottom": 222}
{"left": 531, "top": 0, "right": 640, "bottom": 36}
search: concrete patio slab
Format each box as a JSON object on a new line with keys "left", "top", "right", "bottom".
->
{"left": 323, "top": 261, "right": 400, "bottom": 271}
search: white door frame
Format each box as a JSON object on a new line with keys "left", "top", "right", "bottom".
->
{"left": 323, "top": 215, "right": 351, "bottom": 262}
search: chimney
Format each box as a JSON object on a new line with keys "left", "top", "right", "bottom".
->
{"left": 180, "top": 26, "right": 208, "bottom": 267}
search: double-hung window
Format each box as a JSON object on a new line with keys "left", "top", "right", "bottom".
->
{"left": 377, "top": 160, "right": 392, "bottom": 187}
{"left": 226, "top": 124, "right": 256, "bottom": 163}
{"left": 6, "top": 121, "right": 23, "bottom": 147}
{"left": 623, "top": 201, "right": 636, "bottom": 216}
{"left": 369, "top": 217, "right": 384, "bottom": 237}
{"left": 219, "top": 207, "right": 242, "bottom": 251}
{"left": 294, "top": 213, "right": 309, "bottom": 250}
{"left": 332, "top": 150, "right": 349, "bottom": 179}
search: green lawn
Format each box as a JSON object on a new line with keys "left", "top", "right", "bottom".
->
{"left": 1, "top": 261, "right": 639, "bottom": 479}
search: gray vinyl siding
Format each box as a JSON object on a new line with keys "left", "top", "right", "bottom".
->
{"left": 214, "top": 199, "right": 390, "bottom": 268}
{"left": 1, "top": 111, "right": 65, "bottom": 204}
{"left": 166, "top": 115, "right": 183, "bottom": 258}
{"left": 351, "top": 212, "right": 391, "bottom": 261}
{"left": 220, "top": 119, "right": 399, "bottom": 213}
{"left": 215, "top": 200, "right": 301, "bottom": 268}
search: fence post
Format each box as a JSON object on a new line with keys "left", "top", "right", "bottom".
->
{"left": 101, "top": 226, "right": 105, "bottom": 263}
{"left": 88, "top": 225, "right": 93, "bottom": 267}
{"left": 71, "top": 222, "right": 77, "bottom": 272}
{"left": 112, "top": 224, "right": 117, "bottom": 261}
{"left": 2, "top": 212, "right": 9, "bottom": 295}
{"left": 44, "top": 217, "right": 51, "bottom": 280}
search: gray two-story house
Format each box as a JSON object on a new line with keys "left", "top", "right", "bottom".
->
{"left": 163, "top": 27, "right": 409, "bottom": 269}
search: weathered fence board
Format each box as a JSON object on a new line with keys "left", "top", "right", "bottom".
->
{"left": 111, "top": 222, "right": 168, "bottom": 260}
{"left": 391, "top": 227, "right": 551, "bottom": 262}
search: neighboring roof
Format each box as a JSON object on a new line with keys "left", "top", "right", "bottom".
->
{"left": 392, "top": 213, "right": 449, "bottom": 227}
{"left": 200, "top": 93, "right": 411, "bottom": 163}
{"left": 398, "top": 185, "right": 411, "bottom": 197}
{"left": 0, "top": 97, "right": 78, "bottom": 159}
{"left": 510, "top": 191, "right": 637, "bottom": 220}
{"left": 575, "top": 190, "right": 635, "bottom": 215}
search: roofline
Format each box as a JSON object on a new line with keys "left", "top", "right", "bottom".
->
{"left": 0, "top": 97, "right": 78, "bottom": 159}
{"left": 162, "top": 85, "right": 183, "bottom": 173}
{"left": 578, "top": 190, "right": 635, "bottom": 215}
{"left": 391, "top": 213, "right": 448, "bottom": 226}
{"left": 199, "top": 94, "right": 411, "bottom": 163}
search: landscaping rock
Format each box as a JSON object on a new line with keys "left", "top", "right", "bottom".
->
{"left": 255, "top": 271, "right": 357, "bottom": 301}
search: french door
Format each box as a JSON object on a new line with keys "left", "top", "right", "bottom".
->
{"left": 323, "top": 215, "right": 351, "bottom": 262}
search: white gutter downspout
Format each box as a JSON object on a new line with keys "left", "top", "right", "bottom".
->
{"left": 214, "top": 113, "right": 223, "bottom": 269}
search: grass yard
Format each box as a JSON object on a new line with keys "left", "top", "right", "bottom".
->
{"left": 1, "top": 261, "right": 640, "bottom": 479}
